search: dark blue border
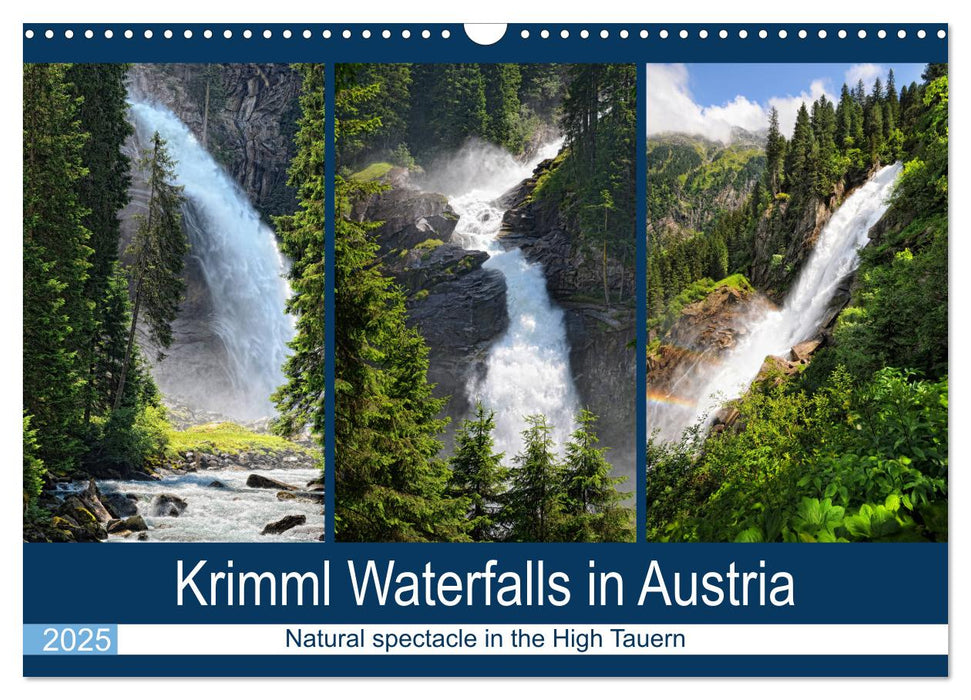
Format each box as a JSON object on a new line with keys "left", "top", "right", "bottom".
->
{"left": 23, "top": 654, "right": 948, "bottom": 677}
{"left": 23, "top": 24, "right": 948, "bottom": 64}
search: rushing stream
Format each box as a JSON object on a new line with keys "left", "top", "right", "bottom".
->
{"left": 96, "top": 468, "right": 322, "bottom": 542}
{"left": 439, "top": 141, "right": 580, "bottom": 460}
{"left": 650, "top": 162, "right": 903, "bottom": 443}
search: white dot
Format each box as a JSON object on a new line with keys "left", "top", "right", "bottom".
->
{"left": 679, "top": 29, "right": 688, "bottom": 39}
{"left": 659, "top": 29, "right": 668, "bottom": 39}
{"left": 262, "top": 29, "right": 271, "bottom": 39}
{"left": 938, "top": 29, "right": 946, "bottom": 39}
{"left": 183, "top": 29, "right": 192, "bottom": 39}
{"left": 303, "top": 29, "right": 311, "bottom": 39}
{"left": 45, "top": 29, "right": 53, "bottom": 39}
{"left": 163, "top": 29, "right": 172, "bottom": 39}
{"left": 620, "top": 29, "right": 629, "bottom": 38}
{"left": 401, "top": 29, "right": 410, "bottom": 38}
{"left": 818, "top": 29, "right": 827, "bottom": 39}
{"left": 838, "top": 29, "right": 847, "bottom": 39}
{"left": 759, "top": 29, "right": 767, "bottom": 39}
{"left": 362, "top": 29, "right": 371, "bottom": 39}
{"left": 719, "top": 29, "right": 728, "bottom": 39}
{"left": 441, "top": 29, "right": 450, "bottom": 39}
{"left": 739, "top": 29, "right": 748, "bottom": 39}
{"left": 917, "top": 29, "right": 926, "bottom": 38}
{"left": 858, "top": 29, "right": 867, "bottom": 38}
{"left": 243, "top": 30, "right": 253, "bottom": 39}
{"left": 778, "top": 29, "right": 787, "bottom": 38}
{"left": 422, "top": 29, "right": 431, "bottom": 39}
{"left": 24, "top": 29, "right": 34, "bottom": 39}
{"left": 144, "top": 29, "right": 153, "bottom": 39}
{"left": 342, "top": 29, "right": 351, "bottom": 39}
{"left": 641, "top": 29, "right": 649, "bottom": 39}
{"left": 700, "top": 29, "right": 709, "bottom": 39}
{"left": 521, "top": 29, "right": 529, "bottom": 38}
{"left": 64, "top": 29, "right": 74, "bottom": 39}
{"left": 600, "top": 29, "right": 609, "bottom": 39}
{"left": 283, "top": 29, "right": 292, "bottom": 39}
{"left": 897, "top": 29, "right": 906, "bottom": 39}
{"left": 126, "top": 29, "right": 135, "bottom": 39}
{"left": 85, "top": 29, "right": 94, "bottom": 39}
{"left": 541, "top": 29, "right": 549, "bottom": 39}
{"left": 559, "top": 29, "right": 568, "bottom": 39}
{"left": 798, "top": 29, "right": 807, "bottom": 39}
{"left": 223, "top": 29, "right": 232, "bottom": 39}
{"left": 878, "top": 29, "right": 887, "bottom": 39}
{"left": 581, "top": 29, "right": 589, "bottom": 39}
{"left": 323, "top": 30, "right": 332, "bottom": 39}
{"left": 382, "top": 29, "right": 391, "bottom": 39}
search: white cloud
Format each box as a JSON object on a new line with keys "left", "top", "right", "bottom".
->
{"left": 844, "top": 63, "right": 885, "bottom": 91}
{"left": 647, "top": 64, "right": 835, "bottom": 143}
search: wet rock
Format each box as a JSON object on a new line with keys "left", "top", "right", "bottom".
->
{"left": 261, "top": 514, "right": 306, "bottom": 535}
{"left": 137, "top": 532, "right": 149, "bottom": 541}
{"left": 246, "top": 474, "right": 298, "bottom": 491}
{"left": 79, "top": 479, "right": 113, "bottom": 524}
{"left": 107, "top": 515, "right": 148, "bottom": 535}
{"left": 151, "top": 494, "right": 188, "bottom": 517}
{"left": 207, "top": 480, "right": 228, "bottom": 489}
{"left": 101, "top": 492, "right": 138, "bottom": 519}
{"left": 790, "top": 338, "right": 823, "bottom": 363}
{"left": 55, "top": 497, "right": 108, "bottom": 541}
{"left": 276, "top": 490, "right": 324, "bottom": 504}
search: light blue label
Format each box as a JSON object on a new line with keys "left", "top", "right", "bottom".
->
{"left": 24, "top": 625, "right": 118, "bottom": 655}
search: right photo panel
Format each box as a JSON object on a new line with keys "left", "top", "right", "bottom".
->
{"left": 646, "top": 63, "right": 948, "bottom": 543}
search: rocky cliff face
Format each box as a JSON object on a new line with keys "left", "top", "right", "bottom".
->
{"left": 352, "top": 169, "right": 509, "bottom": 442}
{"left": 126, "top": 63, "right": 301, "bottom": 221}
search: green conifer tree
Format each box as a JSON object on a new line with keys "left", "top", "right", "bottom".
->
{"left": 448, "top": 402, "right": 508, "bottom": 541}
{"left": 503, "top": 414, "right": 563, "bottom": 542}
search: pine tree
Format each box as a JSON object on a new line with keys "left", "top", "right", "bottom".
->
{"left": 273, "top": 64, "right": 324, "bottom": 441}
{"left": 448, "top": 402, "right": 508, "bottom": 541}
{"left": 764, "top": 107, "right": 786, "bottom": 194}
{"left": 64, "top": 64, "right": 135, "bottom": 422}
{"left": 560, "top": 410, "right": 633, "bottom": 542}
{"left": 335, "top": 65, "right": 468, "bottom": 542}
{"left": 483, "top": 64, "right": 523, "bottom": 152}
{"left": 23, "top": 63, "right": 91, "bottom": 476}
{"left": 784, "top": 104, "right": 815, "bottom": 196}
{"left": 114, "top": 132, "right": 188, "bottom": 410}
{"left": 503, "top": 414, "right": 563, "bottom": 542}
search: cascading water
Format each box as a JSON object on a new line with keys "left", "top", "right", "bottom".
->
{"left": 437, "top": 140, "right": 580, "bottom": 459}
{"left": 651, "top": 162, "right": 903, "bottom": 443}
{"left": 127, "top": 100, "right": 294, "bottom": 419}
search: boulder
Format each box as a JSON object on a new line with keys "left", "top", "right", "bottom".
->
{"left": 790, "top": 338, "right": 823, "bottom": 363}
{"left": 246, "top": 474, "right": 298, "bottom": 491}
{"left": 260, "top": 514, "right": 306, "bottom": 536}
{"left": 55, "top": 497, "right": 107, "bottom": 541}
{"left": 206, "top": 480, "right": 228, "bottom": 489}
{"left": 107, "top": 515, "right": 148, "bottom": 535}
{"left": 276, "top": 490, "right": 325, "bottom": 504}
{"left": 79, "top": 479, "right": 113, "bottom": 524}
{"left": 101, "top": 492, "right": 138, "bottom": 519}
{"left": 151, "top": 494, "right": 188, "bottom": 517}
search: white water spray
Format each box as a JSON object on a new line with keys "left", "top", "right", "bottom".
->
{"left": 434, "top": 140, "right": 580, "bottom": 459}
{"left": 651, "top": 162, "right": 903, "bottom": 442}
{"left": 127, "top": 101, "right": 294, "bottom": 419}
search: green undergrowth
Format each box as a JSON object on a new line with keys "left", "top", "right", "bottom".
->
{"left": 165, "top": 422, "right": 315, "bottom": 459}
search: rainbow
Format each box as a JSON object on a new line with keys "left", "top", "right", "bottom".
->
{"left": 647, "top": 390, "right": 697, "bottom": 409}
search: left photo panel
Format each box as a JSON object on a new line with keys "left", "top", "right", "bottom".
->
{"left": 23, "top": 63, "right": 324, "bottom": 542}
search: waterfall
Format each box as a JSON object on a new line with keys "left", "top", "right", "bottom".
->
{"left": 127, "top": 101, "right": 294, "bottom": 419}
{"left": 651, "top": 162, "right": 903, "bottom": 443}
{"left": 437, "top": 140, "right": 580, "bottom": 460}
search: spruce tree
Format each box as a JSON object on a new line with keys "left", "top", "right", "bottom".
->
{"left": 764, "top": 107, "right": 786, "bottom": 194}
{"left": 560, "top": 409, "right": 633, "bottom": 542}
{"left": 23, "top": 63, "right": 91, "bottom": 476}
{"left": 503, "top": 414, "right": 563, "bottom": 542}
{"left": 273, "top": 64, "right": 324, "bottom": 441}
{"left": 335, "top": 65, "right": 467, "bottom": 542}
{"left": 114, "top": 132, "right": 187, "bottom": 410}
{"left": 448, "top": 402, "right": 508, "bottom": 541}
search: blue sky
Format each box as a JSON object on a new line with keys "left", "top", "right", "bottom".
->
{"left": 648, "top": 63, "right": 928, "bottom": 141}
